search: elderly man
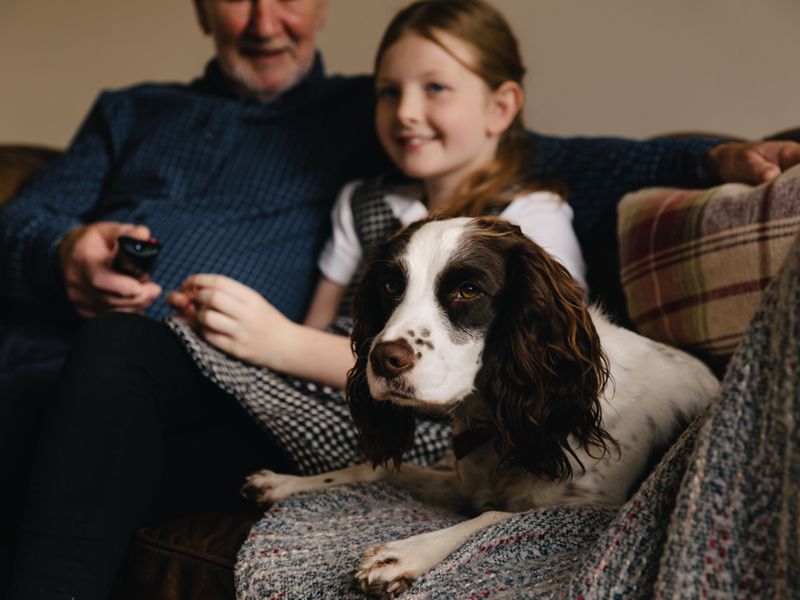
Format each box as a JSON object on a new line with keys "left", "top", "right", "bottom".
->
{"left": 3, "top": 1, "right": 800, "bottom": 599}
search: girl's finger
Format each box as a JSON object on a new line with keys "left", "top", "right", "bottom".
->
{"left": 201, "top": 330, "right": 237, "bottom": 357}
{"left": 196, "top": 305, "right": 240, "bottom": 336}
{"left": 167, "top": 290, "right": 191, "bottom": 310}
{"left": 188, "top": 273, "right": 255, "bottom": 302}
{"left": 194, "top": 287, "right": 244, "bottom": 318}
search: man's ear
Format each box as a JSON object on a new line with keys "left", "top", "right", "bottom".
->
{"left": 486, "top": 81, "right": 523, "bottom": 136}
{"left": 193, "top": 0, "right": 212, "bottom": 35}
{"left": 315, "top": 0, "right": 330, "bottom": 31}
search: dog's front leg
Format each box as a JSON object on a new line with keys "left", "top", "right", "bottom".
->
{"left": 354, "top": 510, "right": 512, "bottom": 598}
{"left": 383, "top": 463, "right": 470, "bottom": 511}
{"left": 241, "top": 463, "right": 390, "bottom": 505}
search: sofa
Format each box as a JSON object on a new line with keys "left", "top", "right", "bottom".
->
{"left": 1, "top": 129, "right": 798, "bottom": 599}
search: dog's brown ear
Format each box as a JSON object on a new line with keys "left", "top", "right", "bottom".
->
{"left": 475, "top": 225, "right": 614, "bottom": 480}
{"left": 347, "top": 240, "right": 416, "bottom": 468}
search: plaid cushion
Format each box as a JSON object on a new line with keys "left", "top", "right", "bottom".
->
{"left": 618, "top": 164, "right": 800, "bottom": 374}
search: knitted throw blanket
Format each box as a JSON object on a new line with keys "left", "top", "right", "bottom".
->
{"left": 236, "top": 231, "right": 800, "bottom": 599}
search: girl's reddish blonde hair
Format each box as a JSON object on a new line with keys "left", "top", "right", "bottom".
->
{"left": 375, "top": 0, "right": 556, "bottom": 217}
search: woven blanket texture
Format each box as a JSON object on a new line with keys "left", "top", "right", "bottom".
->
{"left": 236, "top": 232, "right": 800, "bottom": 599}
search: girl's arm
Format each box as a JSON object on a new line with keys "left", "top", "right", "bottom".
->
{"left": 168, "top": 274, "right": 354, "bottom": 390}
{"left": 303, "top": 276, "right": 346, "bottom": 329}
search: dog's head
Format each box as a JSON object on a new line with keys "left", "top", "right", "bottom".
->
{"left": 347, "top": 217, "right": 611, "bottom": 479}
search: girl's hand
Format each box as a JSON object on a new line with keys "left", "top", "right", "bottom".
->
{"left": 168, "top": 273, "right": 296, "bottom": 368}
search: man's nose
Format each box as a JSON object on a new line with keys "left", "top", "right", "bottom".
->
{"left": 249, "top": 0, "right": 283, "bottom": 38}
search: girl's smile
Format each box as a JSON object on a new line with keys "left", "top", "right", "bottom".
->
{"left": 395, "top": 132, "right": 438, "bottom": 151}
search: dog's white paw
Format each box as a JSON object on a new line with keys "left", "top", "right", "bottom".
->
{"left": 240, "top": 469, "right": 305, "bottom": 505}
{"left": 353, "top": 538, "right": 431, "bottom": 598}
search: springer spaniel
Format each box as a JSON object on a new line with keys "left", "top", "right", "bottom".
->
{"left": 243, "top": 217, "right": 719, "bottom": 597}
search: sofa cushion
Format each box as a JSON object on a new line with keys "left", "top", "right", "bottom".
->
{"left": 618, "top": 164, "right": 800, "bottom": 374}
{"left": 0, "top": 145, "right": 62, "bottom": 205}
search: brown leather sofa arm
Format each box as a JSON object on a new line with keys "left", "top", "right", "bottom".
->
{"left": 0, "top": 145, "right": 62, "bottom": 205}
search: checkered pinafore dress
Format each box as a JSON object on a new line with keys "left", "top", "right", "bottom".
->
{"left": 167, "top": 177, "right": 452, "bottom": 475}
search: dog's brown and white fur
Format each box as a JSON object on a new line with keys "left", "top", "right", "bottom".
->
{"left": 243, "top": 217, "right": 719, "bottom": 597}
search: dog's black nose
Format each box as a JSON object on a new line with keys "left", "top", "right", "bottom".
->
{"left": 370, "top": 340, "right": 416, "bottom": 378}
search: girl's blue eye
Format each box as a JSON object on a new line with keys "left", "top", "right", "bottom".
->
{"left": 426, "top": 82, "right": 446, "bottom": 94}
{"left": 376, "top": 86, "right": 399, "bottom": 100}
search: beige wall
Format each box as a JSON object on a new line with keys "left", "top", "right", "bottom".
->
{"left": 2, "top": 0, "right": 798, "bottom": 148}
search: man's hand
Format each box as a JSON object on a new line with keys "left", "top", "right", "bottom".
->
{"left": 168, "top": 274, "right": 296, "bottom": 368}
{"left": 57, "top": 221, "right": 162, "bottom": 318}
{"left": 703, "top": 140, "right": 800, "bottom": 185}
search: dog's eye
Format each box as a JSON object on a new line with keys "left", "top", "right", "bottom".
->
{"left": 455, "top": 282, "right": 481, "bottom": 300}
{"left": 381, "top": 276, "right": 403, "bottom": 297}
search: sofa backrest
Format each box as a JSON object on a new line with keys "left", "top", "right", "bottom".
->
{"left": 0, "top": 145, "right": 62, "bottom": 206}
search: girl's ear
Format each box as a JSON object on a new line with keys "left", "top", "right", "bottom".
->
{"left": 486, "top": 81, "right": 523, "bottom": 136}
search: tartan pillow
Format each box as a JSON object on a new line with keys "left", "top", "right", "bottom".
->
{"left": 618, "top": 164, "right": 800, "bottom": 374}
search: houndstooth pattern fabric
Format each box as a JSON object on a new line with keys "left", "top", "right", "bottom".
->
{"left": 167, "top": 176, "right": 447, "bottom": 475}
{"left": 168, "top": 320, "right": 449, "bottom": 475}
{"left": 336, "top": 175, "right": 403, "bottom": 322}
{"left": 235, "top": 231, "right": 800, "bottom": 598}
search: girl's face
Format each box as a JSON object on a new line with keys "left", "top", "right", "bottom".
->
{"left": 375, "top": 32, "right": 507, "bottom": 195}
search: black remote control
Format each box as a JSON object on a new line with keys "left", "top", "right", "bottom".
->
{"left": 112, "top": 236, "right": 162, "bottom": 279}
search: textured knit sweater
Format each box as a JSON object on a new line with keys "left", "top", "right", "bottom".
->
{"left": 0, "top": 57, "right": 383, "bottom": 322}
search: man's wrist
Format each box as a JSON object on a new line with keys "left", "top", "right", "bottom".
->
{"left": 49, "top": 230, "right": 72, "bottom": 282}
{"left": 31, "top": 223, "right": 80, "bottom": 300}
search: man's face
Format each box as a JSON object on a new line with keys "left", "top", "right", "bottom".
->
{"left": 195, "top": 0, "right": 328, "bottom": 101}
